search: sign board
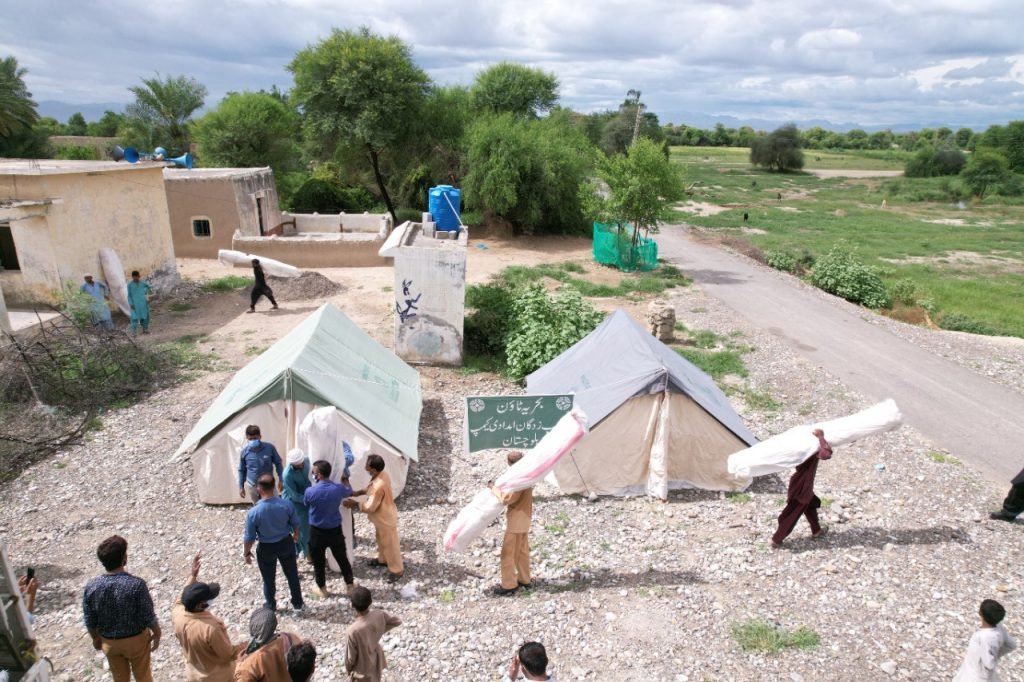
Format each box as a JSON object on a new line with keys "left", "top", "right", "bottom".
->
{"left": 465, "top": 395, "right": 574, "bottom": 453}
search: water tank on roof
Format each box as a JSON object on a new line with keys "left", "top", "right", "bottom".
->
{"left": 428, "top": 185, "right": 461, "bottom": 231}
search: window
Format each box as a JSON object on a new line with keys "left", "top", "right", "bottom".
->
{"left": 192, "top": 218, "right": 211, "bottom": 238}
{"left": 0, "top": 222, "right": 19, "bottom": 271}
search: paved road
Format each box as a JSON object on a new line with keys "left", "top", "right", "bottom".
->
{"left": 658, "top": 228, "right": 1024, "bottom": 483}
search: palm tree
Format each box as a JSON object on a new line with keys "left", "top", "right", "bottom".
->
{"left": 126, "top": 74, "right": 207, "bottom": 152}
{"left": 0, "top": 56, "right": 39, "bottom": 137}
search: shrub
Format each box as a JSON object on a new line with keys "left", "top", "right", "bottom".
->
{"left": 732, "top": 618, "right": 820, "bottom": 654}
{"left": 749, "top": 125, "right": 804, "bottom": 172}
{"left": 505, "top": 285, "right": 603, "bottom": 381}
{"left": 464, "top": 283, "right": 516, "bottom": 357}
{"left": 938, "top": 312, "right": 996, "bottom": 335}
{"left": 888, "top": 278, "right": 917, "bottom": 306}
{"left": 810, "top": 245, "right": 891, "bottom": 308}
{"left": 289, "top": 178, "right": 374, "bottom": 213}
{"left": 905, "top": 147, "right": 966, "bottom": 177}
{"left": 765, "top": 250, "right": 797, "bottom": 273}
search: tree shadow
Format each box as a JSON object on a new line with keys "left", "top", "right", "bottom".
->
{"left": 523, "top": 566, "right": 705, "bottom": 596}
{"left": 787, "top": 525, "right": 971, "bottom": 553}
{"left": 400, "top": 398, "right": 453, "bottom": 510}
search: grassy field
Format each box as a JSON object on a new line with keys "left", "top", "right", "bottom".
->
{"left": 670, "top": 146, "right": 1024, "bottom": 337}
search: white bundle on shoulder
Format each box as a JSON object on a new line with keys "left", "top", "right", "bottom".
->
{"left": 727, "top": 399, "right": 903, "bottom": 486}
{"left": 443, "top": 408, "right": 588, "bottom": 553}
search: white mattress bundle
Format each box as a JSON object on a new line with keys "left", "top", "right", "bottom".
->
{"left": 443, "top": 408, "right": 588, "bottom": 553}
{"left": 217, "top": 249, "right": 300, "bottom": 278}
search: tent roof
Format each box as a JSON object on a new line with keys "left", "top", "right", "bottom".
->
{"left": 174, "top": 303, "right": 421, "bottom": 460}
{"left": 526, "top": 309, "right": 756, "bottom": 445}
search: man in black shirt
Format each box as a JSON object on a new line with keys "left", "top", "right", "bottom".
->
{"left": 82, "top": 535, "right": 161, "bottom": 682}
{"left": 248, "top": 259, "right": 279, "bottom": 313}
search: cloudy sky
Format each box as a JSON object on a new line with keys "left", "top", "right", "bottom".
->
{"left": 4, "top": 0, "right": 1023, "bottom": 130}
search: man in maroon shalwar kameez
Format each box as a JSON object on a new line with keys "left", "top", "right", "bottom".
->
{"left": 771, "top": 428, "right": 832, "bottom": 548}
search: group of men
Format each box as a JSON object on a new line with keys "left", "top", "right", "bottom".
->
{"left": 79, "top": 271, "right": 152, "bottom": 334}
{"left": 237, "top": 425, "right": 404, "bottom": 616}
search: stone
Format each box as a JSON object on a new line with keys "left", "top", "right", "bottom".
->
{"left": 880, "top": 660, "right": 897, "bottom": 675}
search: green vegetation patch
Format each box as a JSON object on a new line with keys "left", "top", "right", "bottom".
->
{"left": 732, "top": 618, "right": 821, "bottom": 654}
{"left": 203, "top": 275, "right": 253, "bottom": 292}
{"left": 675, "top": 348, "right": 748, "bottom": 380}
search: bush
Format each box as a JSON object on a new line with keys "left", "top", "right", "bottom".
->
{"left": 289, "top": 178, "right": 375, "bottom": 213}
{"left": 905, "top": 147, "right": 966, "bottom": 177}
{"left": 464, "top": 283, "right": 516, "bottom": 357}
{"left": 750, "top": 125, "right": 804, "bottom": 172}
{"left": 938, "top": 312, "right": 996, "bottom": 335}
{"left": 765, "top": 250, "right": 797, "bottom": 273}
{"left": 505, "top": 285, "right": 603, "bottom": 381}
{"left": 810, "top": 245, "right": 891, "bottom": 308}
{"left": 888, "top": 278, "right": 918, "bottom": 306}
{"left": 394, "top": 208, "right": 424, "bottom": 224}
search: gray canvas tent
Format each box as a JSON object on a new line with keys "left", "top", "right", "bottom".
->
{"left": 526, "top": 309, "right": 757, "bottom": 499}
{"left": 173, "top": 303, "right": 422, "bottom": 504}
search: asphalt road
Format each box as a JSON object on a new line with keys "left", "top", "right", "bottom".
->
{"left": 658, "top": 228, "right": 1024, "bottom": 483}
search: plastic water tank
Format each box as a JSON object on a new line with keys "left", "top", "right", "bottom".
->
{"left": 428, "top": 185, "right": 461, "bottom": 231}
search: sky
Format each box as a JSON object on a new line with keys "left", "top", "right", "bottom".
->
{"left": 3, "top": 0, "right": 1024, "bottom": 130}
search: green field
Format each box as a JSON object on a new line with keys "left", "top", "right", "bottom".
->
{"left": 669, "top": 146, "right": 1024, "bottom": 337}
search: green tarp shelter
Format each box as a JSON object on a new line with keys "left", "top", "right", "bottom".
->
{"left": 173, "top": 303, "right": 421, "bottom": 504}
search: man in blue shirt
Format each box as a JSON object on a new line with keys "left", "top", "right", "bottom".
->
{"left": 243, "top": 474, "right": 305, "bottom": 612}
{"left": 82, "top": 535, "right": 161, "bottom": 682}
{"left": 303, "top": 460, "right": 355, "bottom": 598}
{"left": 238, "top": 425, "right": 283, "bottom": 503}
{"left": 80, "top": 273, "right": 113, "bottom": 330}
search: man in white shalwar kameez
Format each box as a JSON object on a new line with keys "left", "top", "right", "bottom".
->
{"left": 953, "top": 599, "right": 1017, "bottom": 682}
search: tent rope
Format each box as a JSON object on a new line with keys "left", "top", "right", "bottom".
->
{"left": 567, "top": 450, "right": 593, "bottom": 498}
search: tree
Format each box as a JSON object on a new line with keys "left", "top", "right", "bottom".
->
{"left": 0, "top": 56, "right": 38, "bottom": 137}
{"left": 750, "top": 125, "right": 804, "bottom": 171}
{"left": 464, "top": 111, "right": 593, "bottom": 234}
{"left": 125, "top": 73, "right": 207, "bottom": 152}
{"left": 193, "top": 91, "right": 298, "bottom": 173}
{"left": 586, "top": 137, "right": 684, "bottom": 237}
{"left": 954, "top": 127, "right": 974, "bottom": 149}
{"left": 960, "top": 149, "right": 1011, "bottom": 199}
{"left": 471, "top": 62, "right": 558, "bottom": 118}
{"left": 65, "top": 112, "right": 87, "bottom": 135}
{"left": 905, "top": 146, "right": 966, "bottom": 177}
{"left": 86, "top": 110, "right": 124, "bottom": 137}
{"left": 289, "top": 27, "right": 431, "bottom": 223}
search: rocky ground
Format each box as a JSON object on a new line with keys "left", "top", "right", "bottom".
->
{"left": 2, "top": 239, "right": 1023, "bottom": 681}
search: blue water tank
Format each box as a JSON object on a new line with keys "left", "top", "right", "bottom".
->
{"left": 428, "top": 185, "right": 461, "bottom": 231}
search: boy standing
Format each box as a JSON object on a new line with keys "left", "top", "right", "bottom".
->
{"left": 126, "top": 270, "right": 153, "bottom": 335}
{"left": 344, "top": 586, "right": 401, "bottom": 682}
{"left": 954, "top": 599, "right": 1018, "bottom": 681}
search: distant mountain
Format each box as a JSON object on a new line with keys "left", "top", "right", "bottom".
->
{"left": 36, "top": 101, "right": 128, "bottom": 123}
{"left": 666, "top": 112, "right": 985, "bottom": 133}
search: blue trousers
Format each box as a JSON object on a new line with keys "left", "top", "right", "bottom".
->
{"left": 255, "top": 537, "right": 304, "bottom": 611}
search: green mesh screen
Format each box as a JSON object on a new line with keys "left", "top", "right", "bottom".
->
{"left": 592, "top": 222, "right": 659, "bottom": 272}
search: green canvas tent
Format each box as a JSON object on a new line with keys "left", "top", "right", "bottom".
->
{"left": 173, "top": 303, "right": 422, "bottom": 504}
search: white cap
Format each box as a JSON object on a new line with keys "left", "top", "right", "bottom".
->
{"left": 287, "top": 448, "right": 305, "bottom": 465}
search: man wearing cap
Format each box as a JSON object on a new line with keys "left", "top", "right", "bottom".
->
{"left": 171, "top": 553, "right": 241, "bottom": 681}
{"left": 80, "top": 273, "right": 113, "bottom": 330}
{"left": 304, "top": 459, "right": 355, "bottom": 598}
{"left": 771, "top": 429, "right": 832, "bottom": 548}
{"left": 244, "top": 474, "right": 305, "bottom": 612}
{"left": 344, "top": 454, "right": 404, "bottom": 581}
{"left": 282, "top": 448, "right": 312, "bottom": 561}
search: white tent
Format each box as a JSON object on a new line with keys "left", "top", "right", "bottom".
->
{"left": 526, "top": 309, "right": 757, "bottom": 499}
{"left": 173, "top": 304, "right": 422, "bottom": 505}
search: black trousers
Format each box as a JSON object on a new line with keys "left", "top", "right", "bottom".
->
{"left": 309, "top": 525, "right": 353, "bottom": 588}
{"left": 1001, "top": 483, "right": 1024, "bottom": 516}
{"left": 251, "top": 285, "right": 277, "bottom": 308}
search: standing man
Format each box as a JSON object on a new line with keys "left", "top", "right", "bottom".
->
{"left": 171, "top": 553, "right": 240, "bottom": 681}
{"left": 344, "top": 455, "right": 404, "bottom": 582}
{"left": 282, "top": 448, "right": 313, "bottom": 560}
{"left": 80, "top": 273, "right": 113, "bottom": 330}
{"left": 244, "top": 474, "right": 305, "bottom": 612}
{"left": 238, "top": 425, "right": 283, "bottom": 504}
{"left": 491, "top": 451, "right": 533, "bottom": 597}
{"left": 247, "top": 259, "right": 278, "bottom": 313}
{"left": 126, "top": 270, "right": 153, "bottom": 335}
{"left": 304, "top": 460, "right": 356, "bottom": 598}
{"left": 771, "top": 429, "right": 832, "bottom": 548}
{"left": 990, "top": 464, "right": 1024, "bottom": 522}
{"left": 82, "top": 535, "right": 161, "bottom": 682}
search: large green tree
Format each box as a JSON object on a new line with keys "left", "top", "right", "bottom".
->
{"left": 86, "top": 110, "right": 125, "bottom": 137}
{"left": 125, "top": 73, "right": 207, "bottom": 152}
{"left": 471, "top": 62, "right": 558, "bottom": 118}
{"left": 960, "top": 149, "right": 1011, "bottom": 199}
{"left": 65, "top": 112, "right": 87, "bottom": 135}
{"left": 193, "top": 91, "right": 298, "bottom": 173}
{"left": 289, "top": 27, "right": 431, "bottom": 223}
{"left": 750, "top": 124, "right": 804, "bottom": 171}
{"left": 0, "top": 56, "right": 38, "bottom": 137}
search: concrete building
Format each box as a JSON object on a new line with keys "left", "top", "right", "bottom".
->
{"left": 0, "top": 160, "right": 176, "bottom": 307}
{"left": 164, "top": 167, "right": 284, "bottom": 258}
{"left": 236, "top": 210, "right": 393, "bottom": 267}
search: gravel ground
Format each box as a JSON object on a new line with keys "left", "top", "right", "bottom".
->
{"left": 3, "top": 270, "right": 1023, "bottom": 681}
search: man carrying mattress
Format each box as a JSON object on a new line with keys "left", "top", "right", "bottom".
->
{"left": 491, "top": 451, "right": 533, "bottom": 596}
{"left": 771, "top": 429, "right": 832, "bottom": 548}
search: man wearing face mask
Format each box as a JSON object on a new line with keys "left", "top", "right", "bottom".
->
{"left": 304, "top": 460, "right": 355, "bottom": 598}
{"left": 171, "top": 553, "right": 242, "bottom": 681}
{"left": 238, "top": 425, "right": 283, "bottom": 504}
